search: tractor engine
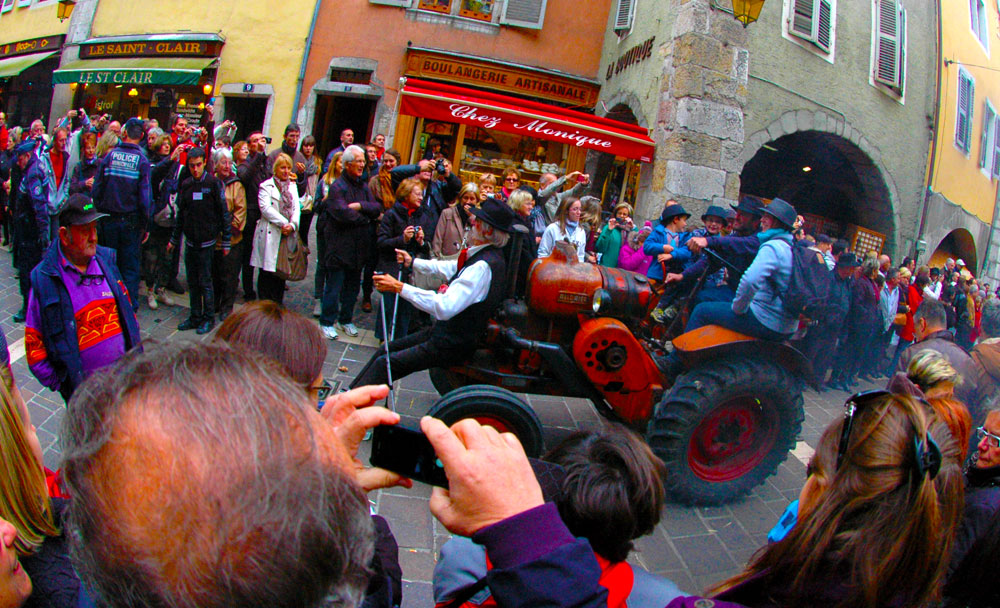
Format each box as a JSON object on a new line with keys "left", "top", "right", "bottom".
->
{"left": 523, "top": 242, "right": 662, "bottom": 425}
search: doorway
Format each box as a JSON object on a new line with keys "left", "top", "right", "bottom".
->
{"left": 223, "top": 96, "right": 269, "bottom": 142}
{"left": 313, "top": 94, "right": 377, "bottom": 161}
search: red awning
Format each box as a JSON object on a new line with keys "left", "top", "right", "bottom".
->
{"left": 399, "top": 78, "right": 655, "bottom": 162}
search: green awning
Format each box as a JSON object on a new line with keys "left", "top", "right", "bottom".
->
{"left": 52, "top": 56, "right": 216, "bottom": 86}
{"left": 0, "top": 51, "right": 58, "bottom": 79}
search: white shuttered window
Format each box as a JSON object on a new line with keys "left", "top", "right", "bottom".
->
{"left": 873, "top": 0, "right": 905, "bottom": 93}
{"left": 500, "top": 0, "right": 547, "bottom": 28}
{"left": 980, "top": 102, "right": 995, "bottom": 169}
{"left": 790, "top": 0, "right": 835, "bottom": 53}
{"left": 614, "top": 0, "right": 635, "bottom": 32}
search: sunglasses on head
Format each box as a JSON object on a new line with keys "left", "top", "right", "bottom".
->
{"left": 836, "top": 389, "right": 941, "bottom": 479}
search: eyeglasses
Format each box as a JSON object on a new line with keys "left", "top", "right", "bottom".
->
{"left": 77, "top": 273, "right": 105, "bottom": 287}
{"left": 311, "top": 379, "right": 334, "bottom": 410}
{"left": 505, "top": 177, "right": 519, "bottom": 183}
{"left": 977, "top": 426, "right": 1000, "bottom": 448}
{"left": 836, "top": 390, "right": 890, "bottom": 471}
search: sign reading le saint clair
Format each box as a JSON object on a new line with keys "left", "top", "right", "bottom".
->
{"left": 80, "top": 40, "right": 221, "bottom": 59}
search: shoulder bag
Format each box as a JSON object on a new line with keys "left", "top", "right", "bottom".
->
{"left": 274, "top": 231, "right": 309, "bottom": 281}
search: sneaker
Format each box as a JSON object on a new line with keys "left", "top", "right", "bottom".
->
{"left": 156, "top": 289, "right": 174, "bottom": 307}
{"left": 321, "top": 324, "right": 339, "bottom": 340}
{"left": 12, "top": 309, "right": 26, "bottom": 323}
{"left": 146, "top": 291, "right": 158, "bottom": 310}
{"left": 196, "top": 320, "right": 215, "bottom": 335}
{"left": 313, "top": 300, "right": 322, "bottom": 318}
{"left": 177, "top": 317, "right": 198, "bottom": 331}
{"left": 336, "top": 322, "right": 359, "bottom": 337}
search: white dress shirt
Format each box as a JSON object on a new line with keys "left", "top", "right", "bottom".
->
{"left": 400, "top": 245, "right": 493, "bottom": 321}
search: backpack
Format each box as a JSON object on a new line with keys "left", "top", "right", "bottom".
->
{"left": 153, "top": 163, "right": 182, "bottom": 228}
{"left": 784, "top": 246, "right": 833, "bottom": 322}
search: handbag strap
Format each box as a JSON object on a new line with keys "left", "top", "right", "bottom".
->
{"left": 439, "top": 576, "right": 489, "bottom": 608}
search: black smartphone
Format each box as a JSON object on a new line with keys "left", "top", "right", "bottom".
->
{"left": 370, "top": 425, "right": 449, "bottom": 488}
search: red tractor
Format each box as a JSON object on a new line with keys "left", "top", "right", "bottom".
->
{"left": 427, "top": 240, "right": 810, "bottom": 506}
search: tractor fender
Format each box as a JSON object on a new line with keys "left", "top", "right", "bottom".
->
{"left": 672, "top": 325, "right": 815, "bottom": 386}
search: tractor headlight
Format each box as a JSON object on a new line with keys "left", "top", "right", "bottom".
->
{"left": 591, "top": 289, "right": 610, "bottom": 314}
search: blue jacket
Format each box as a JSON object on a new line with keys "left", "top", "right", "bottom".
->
{"left": 21, "top": 147, "right": 71, "bottom": 220}
{"left": 15, "top": 154, "right": 49, "bottom": 247}
{"left": 681, "top": 231, "right": 760, "bottom": 289}
{"left": 643, "top": 224, "right": 692, "bottom": 281}
{"left": 91, "top": 142, "right": 152, "bottom": 218}
{"left": 29, "top": 243, "right": 142, "bottom": 400}
{"left": 732, "top": 230, "right": 797, "bottom": 335}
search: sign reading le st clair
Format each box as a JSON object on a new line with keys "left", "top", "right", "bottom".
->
{"left": 76, "top": 70, "right": 156, "bottom": 85}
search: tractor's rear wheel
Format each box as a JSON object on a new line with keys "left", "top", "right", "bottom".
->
{"left": 429, "top": 367, "right": 461, "bottom": 396}
{"left": 428, "top": 385, "right": 545, "bottom": 457}
{"left": 647, "top": 358, "right": 803, "bottom": 506}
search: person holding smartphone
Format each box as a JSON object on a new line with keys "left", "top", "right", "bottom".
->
{"left": 594, "top": 201, "right": 635, "bottom": 268}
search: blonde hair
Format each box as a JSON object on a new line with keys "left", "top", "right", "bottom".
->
{"left": 580, "top": 196, "right": 603, "bottom": 231}
{"left": 0, "top": 364, "right": 58, "bottom": 556}
{"left": 612, "top": 202, "right": 633, "bottom": 217}
{"left": 323, "top": 151, "right": 343, "bottom": 185}
{"left": 907, "top": 350, "right": 961, "bottom": 390}
{"left": 507, "top": 189, "right": 534, "bottom": 215}
{"left": 395, "top": 177, "right": 423, "bottom": 203}
{"left": 456, "top": 183, "right": 480, "bottom": 206}
{"left": 95, "top": 130, "right": 119, "bottom": 158}
{"left": 478, "top": 174, "right": 497, "bottom": 188}
{"left": 272, "top": 152, "right": 293, "bottom": 176}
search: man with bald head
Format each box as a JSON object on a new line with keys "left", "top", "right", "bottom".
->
{"left": 61, "top": 342, "right": 406, "bottom": 608}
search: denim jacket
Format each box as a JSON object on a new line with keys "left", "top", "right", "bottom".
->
{"left": 732, "top": 229, "right": 797, "bottom": 334}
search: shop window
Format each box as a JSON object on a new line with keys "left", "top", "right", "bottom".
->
{"left": 614, "top": 0, "right": 635, "bottom": 35}
{"left": 956, "top": 67, "right": 975, "bottom": 155}
{"left": 970, "top": 0, "right": 989, "bottom": 52}
{"left": 787, "top": 0, "right": 835, "bottom": 54}
{"left": 872, "top": 0, "right": 905, "bottom": 96}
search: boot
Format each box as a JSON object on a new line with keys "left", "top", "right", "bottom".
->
{"left": 196, "top": 318, "right": 215, "bottom": 335}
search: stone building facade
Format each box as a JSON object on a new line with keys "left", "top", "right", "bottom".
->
{"left": 595, "top": 0, "right": 937, "bottom": 260}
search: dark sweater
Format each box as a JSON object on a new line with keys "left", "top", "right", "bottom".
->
{"left": 22, "top": 498, "right": 82, "bottom": 608}
{"left": 170, "top": 173, "right": 230, "bottom": 250}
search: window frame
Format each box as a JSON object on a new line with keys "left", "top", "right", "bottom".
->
{"left": 979, "top": 100, "right": 996, "bottom": 173}
{"left": 614, "top": 0, "right": 636, "bottom": 36}
{"left": 782, "top": 0, "right": 837, "bottom": 63}
{"left": 956, "top": 67, "right": 976, "bottom": 156}
{"left": 970, "top": 0, "right": 990, "bottom": 54}
{"left": 870, "top": 0, "right": 906, "bottom": 99}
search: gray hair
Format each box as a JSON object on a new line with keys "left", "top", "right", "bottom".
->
{"left": 341, "top": 144, "right": 366, "bottom": 165}
{"left": 147, "top": 127, "right": 164, "bottom": 140}
{"left": 982, "top": 300, "right": 1000, "bottom": 338}
{"left": 213, "top": 146, "right": 233, "bottom": 168}
{"left": 61, "top": 343, "right": 373, "bottom": 608}
{"left": 914, "top": 297, "right": 947, "bottom": 330}
{"left": 470, "top": 217, "right": 509, "bottom": 248}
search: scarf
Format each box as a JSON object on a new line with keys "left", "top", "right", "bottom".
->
{"left": 457, "top": 202, "right": 471, "bottom": 227}
{"left": 275, "top": 177, "right": 296, "bottom": 223}
{"left": 564, "top": 220, "right": 579, "bottom": 236}
{"left": 377, "top": 169, "right": 394, "bottom": 209}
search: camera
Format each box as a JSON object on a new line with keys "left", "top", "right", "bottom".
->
{"left": 435, "top": 158, "right": 447, "bottom": 175}
{"left": 264, "top": 136, "right": 273, "bottom": 144}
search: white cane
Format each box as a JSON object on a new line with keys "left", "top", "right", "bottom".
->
{"left": 378, "top": 287, "right": 396, "bottom": 412}
{"left": 389, "top": 269, "right": 403, "bottom": 342}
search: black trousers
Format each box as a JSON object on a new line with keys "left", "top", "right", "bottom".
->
{"left": 799, "top": 319, "right": 843, "bottom": 385}
{"left": 185, "top": 245, "right": 215, "bottom": 322}
{"left": 350, "top": 327, "right": 473, "bottom": 389}
{"left": 212, "top": 240, "right": 243, "bottom": 316}
{"left": 241, "top": 209, "right": 260, "bottom": 297}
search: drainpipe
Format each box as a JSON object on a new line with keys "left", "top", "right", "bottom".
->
{"left": 916, "top": 0, "right": 944, "bottom": 262}
{"left": 292, "top": 0, "right": 323, "bottom": 127}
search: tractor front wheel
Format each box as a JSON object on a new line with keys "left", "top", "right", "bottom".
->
{"left": 427, "top": 385, "right": 545, "bottom": 457}
{"left": 647, "top": 358, "right": 803, "bottom": 506}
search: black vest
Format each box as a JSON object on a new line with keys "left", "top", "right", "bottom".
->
{"left": 431, "top": 246, "right": 506, "bottom": 349}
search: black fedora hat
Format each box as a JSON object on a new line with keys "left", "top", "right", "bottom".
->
{"left": 837, "top": 252, "right": 861, "bottom": 268}
{"left": 761, "top": 198, "right": 797, "bottom": 229}
{"left": 660, "top": 204, "right": 690, "bottom": 223}
{"left": 701, "top": 205, "right": 728, "bottom": 221}
{"left": 470, "top": 197, "right": 516, "bottom": 233}
{"left": 731, "top": 195, "right": 765, "bottom": 217}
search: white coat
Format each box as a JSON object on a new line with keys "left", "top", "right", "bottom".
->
{"left": 250, "top": 178, "right": 301, "bottom": 272}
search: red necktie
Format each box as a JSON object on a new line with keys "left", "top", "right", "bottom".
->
{"left": 457, "top": 248, "right": 469, "bottom": 271}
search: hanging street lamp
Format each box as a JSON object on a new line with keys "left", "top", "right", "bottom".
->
{"left": 731, "top": 0, "right": 765, "bottom": 27}
{"left": 56, "top": 0, "right": 76, "bottom": 22}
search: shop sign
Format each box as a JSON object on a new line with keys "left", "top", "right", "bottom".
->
{"left": 80, "top": 40, "right": 221, "bottom": 59}
{"left": 605, "top": 37, "right": 655, "bottom": 82}
{"left": 0, "top": 35, "right": 63, "bottom": 59}
{"left": 75, "top": 70, "right": 158, "bottom": 85}
{"left": 406, "top": 49, "right": 599, "bottom": 107}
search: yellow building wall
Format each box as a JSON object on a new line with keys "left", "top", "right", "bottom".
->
{"left": 931, "top": 0, "right": 1000, "bottom": 223}
{"left": 89, "top": 0, "right": 316, "bottom": 135}
{"left": 0, "top": 2, "right": 68, "bottom": 46}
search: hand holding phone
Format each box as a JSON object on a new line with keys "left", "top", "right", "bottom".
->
{"left": 370, "top": 425, "right": 449, "bottom": 488}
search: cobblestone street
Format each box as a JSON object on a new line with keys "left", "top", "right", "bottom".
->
{"left": 0, "top": 241, "right": 878, "bottom": 607}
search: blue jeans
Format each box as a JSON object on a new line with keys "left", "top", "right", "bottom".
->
{"left": 98, "top": 213, "right": 143, "bottom": 310}
{"left": 886, "top": 337, "right": 912, "bottom": 376}
{"left": 686, "top": 301, "right": 789, "bottom": 341}
{"left": 320, "top": 266, "right": 361, "bottom": 327}
{"left": 184, "top": 245, "right": 215, "bottom": 322}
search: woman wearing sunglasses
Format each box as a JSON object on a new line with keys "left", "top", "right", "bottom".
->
{"left": 710, "top": 390, "right": 964, "bottom": 608}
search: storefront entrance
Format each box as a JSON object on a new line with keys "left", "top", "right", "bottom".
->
{"left": 0, "top": 35, "right": 64, "bottom": 127}
{"left": 314, "top": 94, "right": 377, "bottom": 161}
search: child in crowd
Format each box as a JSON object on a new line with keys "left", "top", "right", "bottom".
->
{"left": 645, "top": 202, "right": 693, "bottom": 323}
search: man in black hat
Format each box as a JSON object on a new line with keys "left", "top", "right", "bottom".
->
{"left": 349, "top": 197, "right": 515, "bottom": 388}
{"left": 801, "top": 251, "right": 858, "bottom": 388}
{"left": 9, "top": 139, "right": 44, "bottom": 322}
{"left": 685, "top": 198, "right": 799, "bottom": 341}
{"left": 665, "top": 195, "right": 765, "bottom": 307}
{"left": 24, "top": 194, "right": 142, "bottom": 401}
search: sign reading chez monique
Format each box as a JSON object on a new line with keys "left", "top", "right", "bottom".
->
{"left": 406, "top": 49, "right": 599, "bottom": 108}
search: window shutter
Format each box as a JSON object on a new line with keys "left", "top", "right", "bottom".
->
{"left": 816, "top": 0, "right": 834, "bottom": 51}
{"left": 896, "top": 4, "right": 906, "bottom": 91}
{"left": 790, "top": 0, "right": 815, "bottom": 40}
{"left": 874, "top": 0, "right": 898, "bottom": 88}
{"left": 500, "top": 0, "right": 547, "bottom": 28}
{"left": 992, "top": 114, "right": 1000, "bottom": 178}
{"left": 967, "top": 78, "right": 976, "bottom": 152}
{"left": 614, "top": 0, "right": 635, "bottom": 32}
{"left": 980, "top": 104, "right": 994, "bottom": 168}
{"left": 369, "top": 0, "right": 412, "bottom": 6}
{"left": 957, "top": 73, "right": 970, "bottom": 151}
{"left": 0, "top": 0, "right": 13, "bottom": 13}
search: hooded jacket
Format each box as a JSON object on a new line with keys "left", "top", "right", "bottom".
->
{"left": 971, "top": 338, "right": 1000, "bottom": 410}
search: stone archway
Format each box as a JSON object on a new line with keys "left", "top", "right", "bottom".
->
{"left": 738, "top": 110, "right": 900, "bottom": 254}
{"left": 587, "top": 98, "right": 647, "bottom": 208}
{"left": 928, "top": 228, "right": 978, "bottom": 273}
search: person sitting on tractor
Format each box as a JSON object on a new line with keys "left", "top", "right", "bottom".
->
{"left": 349, "top": 197, "right": 516, "bottom": 389}
{"left": 645, "top": 203, "right": 692, "bottom": 322}
{"left": 685, "top": 198, "right": 799, "bottom": 341}
{"left": 663, "top": 196, "right": 765, "bottom": 308}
